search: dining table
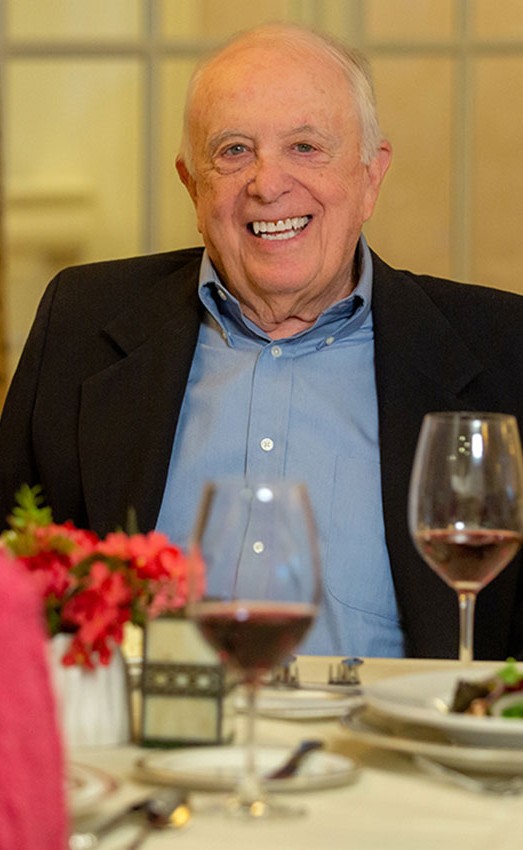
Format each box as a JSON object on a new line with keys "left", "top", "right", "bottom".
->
{"left": 69, "top": 656, "right": 523, "bottom": 850}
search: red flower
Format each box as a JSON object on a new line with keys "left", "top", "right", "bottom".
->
{"left": 1, "top": 488, "right": 192, "bottom": 668}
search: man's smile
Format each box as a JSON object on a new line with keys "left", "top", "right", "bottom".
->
{"left": 248, "top": 215, "right": 311, "bottom": 240}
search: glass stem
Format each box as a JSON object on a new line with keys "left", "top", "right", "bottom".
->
{"left": 236, "top": 680, "right": 265, "bottom": 813}
{"left": 457, "top": 591, "right": 476, "bottom": 664}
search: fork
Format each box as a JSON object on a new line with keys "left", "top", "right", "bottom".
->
{"left": 414, "top": 755, "right": 523, "bottom": 796}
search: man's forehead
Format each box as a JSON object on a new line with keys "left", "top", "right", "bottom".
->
{"left": 195, "top": 38, "right": 349, "bottom": 101}
{"left": 192, "top": 58, "right": 353, "bottom": 130}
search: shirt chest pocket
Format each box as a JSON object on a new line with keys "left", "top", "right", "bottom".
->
{"left": 324, "top": 454, "right": 399, "bottom": 623}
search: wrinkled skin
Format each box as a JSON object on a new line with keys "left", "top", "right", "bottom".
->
{"left": 177, "top": 33, "right": 392, "bottom": 339}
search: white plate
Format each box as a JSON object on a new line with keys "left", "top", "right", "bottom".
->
{"left": 236, "top": 686, "right": 358, "bottom": 719}
{"left": 365, "top": 668, "right": 523, "bottom": 748}
{"left": 341, "top": 704, "right": 523, "bottom": 775}
{"left": 134, "top": 746, "right": 359, "bottom": 792}
{"left": 68, "top": 762, "right": 118, "bottom": 816}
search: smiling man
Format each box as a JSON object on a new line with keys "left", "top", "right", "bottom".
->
{"left": 175, "top": 27, "right": 391, "bottom": 338}
{"left": 1, "top": 23, "right": 523, "bottom": 661}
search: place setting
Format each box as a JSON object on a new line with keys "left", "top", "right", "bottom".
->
{"left": 341, "top": 413, "right": 523, "bottom": 789}
{"left": 148, "top": 478, "right": 362, "bottom": 815}
{"left": 134, "top": 739, "right": 359, "bottom": 795}
{"left": 341, "top": 663, "right": 523, "bottom": 779}
{"left": 68, "top": 476, "right": 364, "bottom": 841}
{"left": 135, "top": 655, "right": 363, "bottom": 797}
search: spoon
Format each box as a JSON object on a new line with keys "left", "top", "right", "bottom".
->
{"left": 123, "top": 792, "right": 191, "bottom": 849}
{"left": 69, "top": 790, "right": 190, "bottom": 849}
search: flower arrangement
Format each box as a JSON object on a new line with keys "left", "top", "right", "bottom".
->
{"left": 0, "top": 485, "right": 194, "bottom": 668}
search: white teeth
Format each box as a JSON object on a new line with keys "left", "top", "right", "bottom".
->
{"left": 261, "top": 229, "right": 298, "bottom": 241}
{"left": 252, "top": 216, "right": 309, "bottom": 238}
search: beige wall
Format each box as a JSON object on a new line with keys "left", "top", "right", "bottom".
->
{"left": 2, "top": 0, "right": 523, "bottom": 389}
{"left": 363, "top": 0, "right": 523, "bottom": 294}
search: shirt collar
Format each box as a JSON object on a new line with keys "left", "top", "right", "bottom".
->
{"left": 198, "top": 235, "right": 373, "bottom": 345}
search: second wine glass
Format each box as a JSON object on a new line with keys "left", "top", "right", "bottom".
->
{"left": 408, "top": 411, "right": 523, "bottom": 663}
{"left": 189, "top": 478, "right": 322, "bottom": 819}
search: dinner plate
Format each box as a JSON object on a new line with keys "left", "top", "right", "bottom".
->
{"left": 134, "top": 745, "right": 359, "bottom": 792}
{"left": 68, "top": 762, "right": 119, "bottom": 815}
{"left": 364, "top": 668, "right": 523, "bottom": 748}
{"left": 236, "top": 686, "right": 358, "bottom": 719}
{"left": 341, "top": 704, "right": 523, "bottom": 775}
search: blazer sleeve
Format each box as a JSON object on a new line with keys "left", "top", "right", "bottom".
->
{"left": 0, "top": 276, "right": 59, "bottom": 527}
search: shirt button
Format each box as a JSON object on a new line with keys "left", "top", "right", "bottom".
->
{"left": 217, "top": 288, "right": 227, "bottom": 301}
{"left": 253, "top": 541, "right": 265, "bottom": 554}
{"left": 325, "top": 336, "right": 335, "bottom": 345}
{"left": 271, "top": 345, "right": 282, "bottom": 358}
{"left": 260, "top": 438, "right": 274, "bottom": 452}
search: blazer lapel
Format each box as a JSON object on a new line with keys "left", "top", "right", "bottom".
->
{"left": 372, "top": 253, "right": 484, "bottom": 509}
{"left": 78, "top": 258, "right": 202, "bottom": 535}
{"left": 371, "top": 254, "right": 485, "bottom": 655}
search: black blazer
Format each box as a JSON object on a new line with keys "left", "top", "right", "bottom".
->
{"left": 1, "top": 247, "right": 523, "bottom": 660}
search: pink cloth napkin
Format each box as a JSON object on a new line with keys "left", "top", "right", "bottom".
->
{"left": 0, "top": 553, "right": 68, "bottom": 850}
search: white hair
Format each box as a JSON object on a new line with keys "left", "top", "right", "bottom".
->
{"left": 178, "top": 22, "right": 384, "bottom": 174}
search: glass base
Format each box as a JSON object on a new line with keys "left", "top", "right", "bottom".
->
{"left": 202, "top": 794, "right": 306, "bottom": 820}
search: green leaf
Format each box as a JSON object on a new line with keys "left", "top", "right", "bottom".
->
{"left": 125, "top": 506, "right": 141, "bottom": 536}
{"left": 501, "top": 703, "right": 523, "bottom": 718}
{"left": 7, "top": 484, "right": 53, "bottom": 530}
{"left": 498, "top": 658, "right": 523, "bottom": 687}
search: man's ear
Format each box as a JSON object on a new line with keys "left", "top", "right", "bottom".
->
{"left": 362, "top": 140, "right": 393, "bottom": 223}
{"left": 176, "top": 156, "right": 198, "bottom": 204}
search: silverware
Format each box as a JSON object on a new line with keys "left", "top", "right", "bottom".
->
{"left": 122, "top": 791, "right": 191, "bottom": 849}
{"left": 269, "top": 680, "right": 362, "bottom": 696}
{"left": 328, "top": 657, "right": 363, "bottom": 686}
{"left": 70, "top": 798, "right": 151, "bottom": 850}
{"left": 271, "top": 656, "right": 363, "bottom": 690}
{"left": 270, "top": 655, "right": 299, "bottom": 687}
{"left": 269, "top": 657, "right": 362, "bottom": 695}
{"left": 414, "top": 755, "right": 523, "bottom": 796}
{"left": 69, "top": 790, "right": 190, "bottom": 849}
{"left": 265, "top": 739, "right": 324, "bottom": 780}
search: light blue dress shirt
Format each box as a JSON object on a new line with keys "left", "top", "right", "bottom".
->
{"left": 156, "top": 237, "right": 405, "bottom": 657}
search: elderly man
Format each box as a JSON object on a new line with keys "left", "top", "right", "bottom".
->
{"left": 0, "top": 23, "right": 522, "bottom": 660}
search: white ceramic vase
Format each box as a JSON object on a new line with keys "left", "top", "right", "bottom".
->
{"left": 49, "top": 634, "right": 131, "bottom": 749}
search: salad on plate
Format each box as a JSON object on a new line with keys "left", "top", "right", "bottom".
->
{"left": 451, "top": 659, "right": 523, "bottom": 719}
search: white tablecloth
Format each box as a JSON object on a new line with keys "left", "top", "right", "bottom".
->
{"left": 71, "top": 657, "right": 523, "bottom": 850}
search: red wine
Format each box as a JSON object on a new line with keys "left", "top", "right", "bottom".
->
{"left": 415, "top": 528, "right": 522, "bottom": 591}
{"left": 194, "top": 601, "right": 315, "bottom": 675}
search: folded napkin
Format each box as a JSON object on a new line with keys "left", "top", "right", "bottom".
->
{"left": 0, "top": 554, "right": 68, "bottom": 850}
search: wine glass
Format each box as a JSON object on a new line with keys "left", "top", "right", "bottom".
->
{"left": 188, "top": 479, "right": 322, "bottom": 819}
{"left": 408, "top": 412, "right": 523, "bottom": 663}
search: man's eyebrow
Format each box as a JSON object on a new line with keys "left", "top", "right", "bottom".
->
{"left": 286, "top": 124, "right": 334, "bottom": 141}
{"left": 288, "top": 124, "right": 322, "bottom": 134}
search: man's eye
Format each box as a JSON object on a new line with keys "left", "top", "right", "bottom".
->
{"left": 294, "top": 142, "right": 315, "bottom": 153}
{"left": 223, "top": 143, "right": 248, "bottom": 157}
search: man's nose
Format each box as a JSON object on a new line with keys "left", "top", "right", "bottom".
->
{"left": 246, "top": 155, "right": 292, "bottom": 203}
